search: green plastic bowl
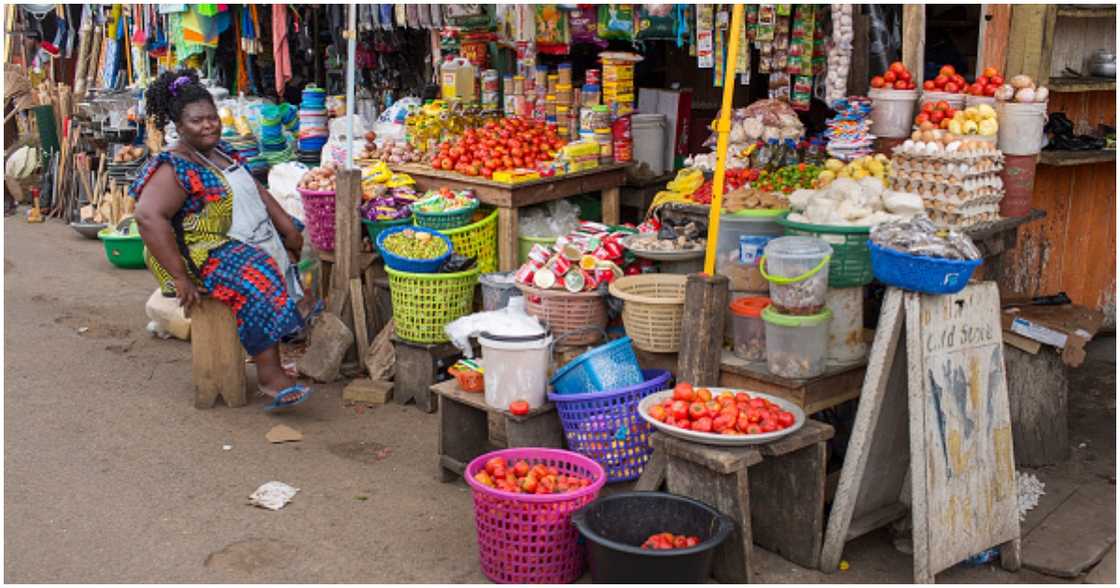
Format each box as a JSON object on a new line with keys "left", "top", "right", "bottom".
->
{"left": 362, "top": 217, "right": 412, "bottom": 245}
{"left": 98, "top": 228, "right": 147, "bottom": 269}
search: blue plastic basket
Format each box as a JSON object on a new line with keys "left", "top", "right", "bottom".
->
{"left": 551, "top": 336, "right": 644, "bottom": 395}
{"left": 376, "top": 225, "right": 453, "bottom": 273}
{"left": 548, "top": 369, "right": 673, "bottom": 482}
{"left": 868, "top": 242, "right": 982, "bottom": 295}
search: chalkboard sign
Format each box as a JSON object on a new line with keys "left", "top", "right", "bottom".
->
{"left": 821, "top": 283, "right": 1022, "bottom": 583}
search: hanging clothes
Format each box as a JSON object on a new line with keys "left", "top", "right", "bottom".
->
{"left": 272, "top": 5, "right": 292, "bottom": 99}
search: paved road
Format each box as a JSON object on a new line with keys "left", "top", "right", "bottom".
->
{"left": 4, "top": 217, "right": 1104, "bottom": 583}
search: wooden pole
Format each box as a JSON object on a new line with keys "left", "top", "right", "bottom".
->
{"left": 677, "top": 273, "right": 730, "bottom": 386}
{"left": 702, "top": 4, "right": 745, "bottom": 276}
{"left": 902, "top": 5, "right": 926, "bottom": 85}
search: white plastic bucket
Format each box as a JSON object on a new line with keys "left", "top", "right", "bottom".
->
{"left": 825, "top": 286, "right": 867, "bottom": 367}
{"left": 996, "top": 101, "right": 1048, "bottom": 155}
{"left": 716, "top": 214, "right": 785, "bottom": 292}
{"left": 920, "top": 90, "right": 965, "bottom": 111}
{"left": 869, "top": 88, "right": 918, "bottom": 138}
{"left": 479, "top": 331, "right": 553, "bottom": 410}
{"left": 632, "top": 113, "right": 668, "bottom": 175}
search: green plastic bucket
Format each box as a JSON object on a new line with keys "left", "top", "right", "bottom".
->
{"left": 518, "top": 235, "right": 558, "bottom": 264}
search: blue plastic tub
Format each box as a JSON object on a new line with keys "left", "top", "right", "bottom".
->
{"left": 868, "top": 242, "right": 982, "bottom": 295}
{"left": 551, "top": 336, "right": 643, "bottom": 395}
{"left": 376, "top": 224, "right": 453, "bottom": 273}
{"left": 549, "top": 369, "right": 673, "bottom": 482}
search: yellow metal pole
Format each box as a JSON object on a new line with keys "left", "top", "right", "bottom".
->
{"left": 703, "top": 4, "right": 745, "bottom": 276}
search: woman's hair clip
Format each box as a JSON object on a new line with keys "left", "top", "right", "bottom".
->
{"left": 169, "top": 75, "right": 192, "bottom": 96}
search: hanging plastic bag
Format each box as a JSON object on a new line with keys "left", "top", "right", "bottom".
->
{"left": 569, "top": 5, "right": 606, "bottom": 48}
{"left": 597, "top": 4, "right": 635, "bottom": 41}
{"left": 635, "top": 5, "right": 676, "bottom": 41}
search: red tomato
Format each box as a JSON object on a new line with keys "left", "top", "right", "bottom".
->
{"left": 990, "top": 74, "right": 1005, "bottom": 86}
{"left": 975, "top": 75, "right": 989, "bottom": 87}
{"left": 940, "top": 118, "right": 952, "bottom": 130}
{"left": 777, "top": 411, "right": 795, "bottom": 428}
{"left": 982, "top": 67, "right": 999, "bottom": 79}
{"left": 705, "top": 400, "right": 721, "bottom": 419}
{"left": 676, "top": 420, "right": 691, "bottom": 430}
{"left": 688, "top": 401, "right": 707, "bottom": 420}
{"left": 733, "top": 392, "right": 751, "bottom": 404}
{"left": 907, "top": 82, "right": 917, "bottom": 90}
{"left": 983, "top": 84, "right": 999, "bottom": 97}
{"left": 915, "top": 112, "right": 930, "bottom": 125}
{"left": 939, "top": 65, "right": 956, "bottom": 77}
{"left": 697, "top": 388, "right": 713, "bottom": 403}
{"left": 893, "top": 80, "right": 908, "bottom": 90}
{"left": 934, "top": 74, "right": 949, "bottom": 88}
{"left": 686, "top": 536, "right": 700, "bottom": 547}
{"left": 672, "top": 383, "right": 695, "bottom": 402}
{"left": 712, "top": 415, "right": 733, "bottom": 433}
{"left": 649, "top": 405, "right": 667, "bottom": 422}
{"left": 480, "top": 167, "right": 493, "bottom": 178}
{"left": 749, "top": 398, "right": 766, "bottom": 410}
{"left": 943, "top": 82, "right": 959, "bottom": 94}
{"left": 935, "top": 100, "right": 951, "bottom": 111}
{"left": 746, "top": 424, "right": 762, "bottom": 435}
{"left": 889, "top": 61, "right": 907, "bottom": 74}
{"left": 692, "top": 416, "right": 712, "bottom": 433}
{"left": 440, "top": 158, "right": 453, "bottom": 171}
{"left": 952, "top": 74, "right": 966, "bottom": 87}
{"left": 671, "top": 400, "right": 688, "bottom": 421}
{"left": 899, "top": 70, "right": 912, "bottom": 83}
{"left": 921, "top": 101, "right": 935, "bottom": 113}
{"left": 870, "top": 76, "right": 885, "bottom": 89}
{"left": 508, "top": 400, "right": 530, "bottom": 416}
{"left": 883, "top": 70, "right": 897, "bottom": 84}
{"left": 736, "top": 412, "right": 751, "bottom": 432}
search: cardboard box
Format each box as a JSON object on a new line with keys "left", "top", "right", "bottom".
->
{"left": 1000, "top": 303, "right": 1104, "bottom": 367}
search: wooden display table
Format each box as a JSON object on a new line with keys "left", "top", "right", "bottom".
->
{"left": 431, "top": 380, "right": 564, "bottom": 482}
{"left": 635, "top": 421, "right": 835, "bottom": 582}
{"left": 719, "top": 350, "right": 865, "bottom": 415}
{"left": 391, "top": 163, "right": 630, "bottom": 271}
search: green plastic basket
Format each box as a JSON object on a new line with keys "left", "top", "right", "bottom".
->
{"left": 387, "top": 266, "right": 481, "bottom": 344}
{"left": 518, "top": 234, "right": 558, "bottom": 264}
{"left": 413, "top": 200, "right": 479, "bottom": 230}
{"left": 362, "top": 217, "right": 411, "bottom": 245}
{"left": 441, "top": 208, "right": 499, "bottom": 273}
{"left": 98, "top": 228, "right": 147, "bottom": 269}
{"left": 775, "top": 215, "right": 872, "bottom": 288}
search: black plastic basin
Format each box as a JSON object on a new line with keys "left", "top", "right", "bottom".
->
{"left": 571, "top": 491, "right": 733, "bottom": 583}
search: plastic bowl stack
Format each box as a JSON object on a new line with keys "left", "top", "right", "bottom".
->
{"left": 298, "top": 86, "right": 328, "bottom": 155}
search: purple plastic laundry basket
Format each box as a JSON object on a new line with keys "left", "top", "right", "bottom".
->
{"left": 464, "top": 448, "right": 606, "bottom": 584}
{"left": 298, "top": 187, "right": 336, "bottom": 252}
{"left": 548, "top": 369, "right": 673, "bottom": 483}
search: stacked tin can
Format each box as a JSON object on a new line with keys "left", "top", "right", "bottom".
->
{"left": 481, "top": 69, "right": 500, "bottom": 112}
{"left": 514, "top": 222, "right": 627, "bottom": 292}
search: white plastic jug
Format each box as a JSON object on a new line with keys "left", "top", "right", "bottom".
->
{"left": 479, "top": 331, "right": 554, "bottom": 410}
{"left": 632, "top": 113, "right": 669, "bottom": 175}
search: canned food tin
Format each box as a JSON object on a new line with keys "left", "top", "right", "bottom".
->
{"left": 548, "top": 254, "right": 573, "bottom": 276}
{"left": 514, "top": 265, "right": 536, "bottom": 284}
{"left": 527, "top": 244, "right": 553, "bottom": 266}
{"left": 563, "top": 269, "right": 585, "bottom": 293}
{"left": 533, "top": 268, "right": 557, "bottom": 289}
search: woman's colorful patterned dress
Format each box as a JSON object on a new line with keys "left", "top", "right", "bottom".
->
{"left": 130, "top": 144, "right": 303, "bottom": 355}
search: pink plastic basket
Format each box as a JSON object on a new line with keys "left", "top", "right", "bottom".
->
{"left": 465, "top": 448, "right": 607, "bottom": 584}
{"left": 298, "top": 187, "right": 336, "bottom": 252}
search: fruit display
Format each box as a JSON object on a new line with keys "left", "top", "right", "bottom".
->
{"left": 646, "top": 383, "right": 797, "bottom": 436}
{"left": 430, "top": 117, "right": 565, "bottom": 179}
{"left": 472, "top": 456, "right": 592, "bottom": 495}
{"left": 298, "top": 163, "right": 338, "bottom": 192}
{"left": 914, "top": 100, "right": 958, "bottom": 131}
{"left": 381, "top": 228, "right": 449, "bottom": 259}
{"left": 965, "top": 66, "right": 1005, "bottom": 98}
{"left": 641, "top": 532, "right": 702, "bottom": 550}
{"left": 994, "top": 74, "right": 1050, "bottom": 104}
{"left": 921, "top": 64, "right": 967, "bottom": 95}
{"left": 414, "top": 187, "right": 478, "bottom": 214}
{"left": 787, "top": 176, "right": 923, "bottom": 227}
{"left": 815, "top": 155, "right": 891, "bottom": 188}
{"left": 890, "top": 132, "right": 1006, "bottom": 228}
{"left": 870, "top": 61, "right": 918, "bottom": 91}
{"left": 947, "top": 105, "right": 999, "bottom": 137}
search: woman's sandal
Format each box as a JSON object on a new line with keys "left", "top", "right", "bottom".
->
{"left": 258, "top": 383, "right": 312, "bottom": 412}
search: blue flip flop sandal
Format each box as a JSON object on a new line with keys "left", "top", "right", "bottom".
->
{"left": 260, "top": 384, "right": 312, "bottom": 412}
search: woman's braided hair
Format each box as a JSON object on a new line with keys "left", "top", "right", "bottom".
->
{"left": 145, "top": 69, "right": 214, "bottom": 129}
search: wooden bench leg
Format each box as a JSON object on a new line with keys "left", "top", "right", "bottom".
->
{"left": 191, "top": 299, "right": 247, "bottom": 409}
{"left": 504, "top": 413, "right": 564, "bottom": 448}
{"left": 666, "top": 459, "right": 753, "bottom": 583}
{"left": 497, "top": 207, "right": 518, "bottom": 272}
{"left": 749, "top": 441, "right": 828, "bottom": 569}
{"left": 438, "top": 395, "right": 491, "bottom": 482}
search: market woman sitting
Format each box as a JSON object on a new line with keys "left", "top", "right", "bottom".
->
{"left": 131, "top": 69, "right": 311, "bottom": 411}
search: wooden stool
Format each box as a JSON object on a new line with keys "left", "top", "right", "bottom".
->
{"left": 392, "top": 336, "right": 463, "bottom": 413}
{"left": 191, "top": 298, "right": 247, "bottom": 409}
{"left": 635, "top": 421, "right": 835, "bottom": 582}
{"left": 431, "top": 380, "right": 564, "bottom": 482}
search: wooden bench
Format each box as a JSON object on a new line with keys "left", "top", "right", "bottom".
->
{"left": 720, "top": 350, "right": 865, "bottom": 415}
{"left": 635, "top": 421, "right": 835, "bottom": 582}
{"left": 431, "top": 379, "right": 564, "bottom": 482}
{"left": 191, "top": 298, "right": 246, "bottom": 409}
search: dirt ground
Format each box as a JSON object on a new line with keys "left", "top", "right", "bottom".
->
{"left": 4, "top": 217, "right": 1114, "bottom": 583}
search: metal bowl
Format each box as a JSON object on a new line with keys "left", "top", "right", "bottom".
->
{"left": 1091, "top": 61, "right": 1117, "bottom": 78}
{"left": 70, "top": 222, "right": 108, "bottom": 240}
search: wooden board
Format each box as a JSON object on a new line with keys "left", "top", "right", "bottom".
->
{"left": 979, "top": 4, "right": 1012, "bottom": 74}
{"left": 392, "top": 162, "right": 629, "bottom": 209}
{"left": 1021, "top": 483, "right": 1116, "bottom": 578}
{"left": 820, "top": 285, "right": 1021, "bottom": 582}
{"left": 902, "top": 6, "right": 926, "bottom": 85}
{"left": 191, "top": 299, "right": 247, "bottom": 409}
{"left": 1004, "top": 345, "right": 1069, "bottom": 466}
{"left": 1038, "top": 150, "right": 1116, "bottom": 167}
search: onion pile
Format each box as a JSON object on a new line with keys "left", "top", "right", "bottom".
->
{"left": 298, "top": 163, "right": 338, "bottom": 192}
{"left": 357, "top": 136, "right": 423, "bottom": 165}
{"left": 995, "top": 75, "right": 1049, "bottom": 104}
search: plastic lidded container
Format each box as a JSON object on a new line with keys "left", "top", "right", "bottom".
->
{"left": 730, "top": 296, "right": 771, "bottom": 362}
{"left": 760, "top": 236, "right": 832, "bottom": 316}
{"left": 762, "top": 306, "right": 832, "bottom": 379}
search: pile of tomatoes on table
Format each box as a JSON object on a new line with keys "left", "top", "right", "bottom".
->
{"left": 641, "top": 532, "right": 701, "bottom": 550}
{"left": 648, "top": 383, "right": 797, "bottom": 435}
{"left": 914, "top": 100, "right": 958, "bottom": 131}
{"left": 473, "top": 456, "right": 592, "bottom": 495}
{"left": 430, "top": 117, "right": 566, "bottom": 179}
{"left": 870, "top": 61, "right": 918, "bottom": 91}
{"left": 965, "top": 66, "right": 1006, "bottom": 97}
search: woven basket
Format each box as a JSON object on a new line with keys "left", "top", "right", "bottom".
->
{"left": 516, "top": 284, "right": 607, "bottom": 347}
{"left": 387, "top": 266, "right": 480, "bottom": 343}
{"left": 608, "top": 274, "right": 688, "bottom": 353}
{"left": 298, "top": 188, "right": 336, "bottom": 252}
{"left": 440, "top": 208, "right": 499, "bottom": 273}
